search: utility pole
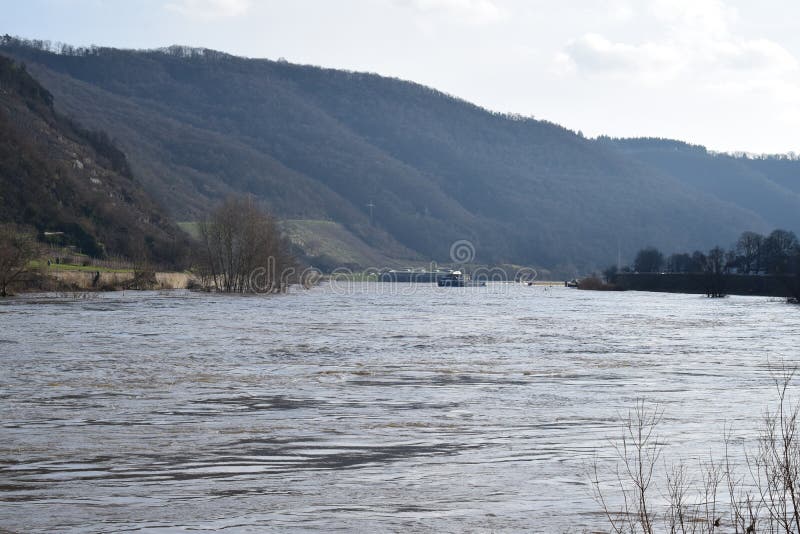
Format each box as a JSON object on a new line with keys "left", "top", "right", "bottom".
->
{"left": 366, "top": 200, "right": 375, "bottom": 226}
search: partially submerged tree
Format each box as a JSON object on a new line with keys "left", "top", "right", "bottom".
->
{"left": 704, "top": 246, "right": 727, "bottom": 297}
{"left": 0, "top": 224, "right": 38, "bottom": 296}
{"left": 123, "top": 236, "right": 158, "bottom": 290}
{"left": 197, "top": 196, "right": 295, "bottom": 293}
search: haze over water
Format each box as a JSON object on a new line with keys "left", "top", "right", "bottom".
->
{"left": 1, "top": 284, "right": 798, "bottom": 532}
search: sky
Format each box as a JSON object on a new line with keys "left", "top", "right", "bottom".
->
{"left": 3, "top": 0, "right": 800, "bottom": 154}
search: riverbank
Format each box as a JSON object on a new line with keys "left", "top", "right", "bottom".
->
{"left": 13, "top": 268, "right": 197, "bottom": 293}
{"left": 611, "top": 272, "right": 799, "bottom": 298}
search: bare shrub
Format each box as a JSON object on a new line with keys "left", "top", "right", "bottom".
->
{"left": 590, "top": 401, "right": 663, "bottom": 533}
{"left": 592, "top": 369, "right": 800, "bottom": 533}
{"left": 0, "top": 223, "right": 38, "bottom": 296}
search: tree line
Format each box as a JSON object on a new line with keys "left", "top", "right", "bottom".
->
{"left": 617, "top": 229, "right": 800, "bottom": 277}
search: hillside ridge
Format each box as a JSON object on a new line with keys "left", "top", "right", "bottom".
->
{"left": 3, "top": 37, "right": 796, "bottom": 270}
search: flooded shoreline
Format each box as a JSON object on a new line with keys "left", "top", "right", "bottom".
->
{"left": 1, "top": 285, "right": 799, "bottom": 532}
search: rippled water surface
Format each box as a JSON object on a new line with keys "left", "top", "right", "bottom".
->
{"left": 1, "top": 284, "right": 799, "bottom": 532}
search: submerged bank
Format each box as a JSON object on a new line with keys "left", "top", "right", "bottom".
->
{"left": 13, "top": 269, "right": 197, "bottom": 293}
{"left": 611, "top": 272, "right": 799, "bottom": 298}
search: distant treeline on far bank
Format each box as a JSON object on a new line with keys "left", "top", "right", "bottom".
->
{"left": 600, "top": 229, "right": 800, "bottom": 300}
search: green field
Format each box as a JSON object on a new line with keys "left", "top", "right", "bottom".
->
{"left": 29, "top": 260, "right": 133, "bottom": 273}
{"left": 177, "top": 221, "right": 201, "bottom": 240}
{"left": 281, "top": 219, "right": 417, "bottom": 269}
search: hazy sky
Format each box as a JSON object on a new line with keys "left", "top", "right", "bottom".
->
{"left": 4, "top": 0, "right": 800, "bottom": 153}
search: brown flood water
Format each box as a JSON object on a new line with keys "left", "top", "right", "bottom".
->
{"left": 1, "top": 283, "right": 798, "bottom": 532}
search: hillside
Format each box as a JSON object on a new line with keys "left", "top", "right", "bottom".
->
{"left": 599, "top": 137, "right": 800, "bottom": 234}
{"left": 281, "top": 220, "right": 419, "bottom": 271}
{"left": 738, "top": 156, "right": 800, "bottom": 197}
{"left": 0, "top": 38, "right": 779, "bottom": 270}
{"left": 0, "top": 53, "right": 189, "bottom": 266}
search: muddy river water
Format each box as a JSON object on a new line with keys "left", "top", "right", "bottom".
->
{"left": 1, "top": 283, "right": 799, "bottom": 532}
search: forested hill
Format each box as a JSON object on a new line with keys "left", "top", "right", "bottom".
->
{"left": 0, "top": 38, "right": 779, "bottom": 271}
{"left": 599, "top": 137, "right": 800, "bottom": 235}
{"left": 0, "top": 54, "right": 189, "bottom": 266}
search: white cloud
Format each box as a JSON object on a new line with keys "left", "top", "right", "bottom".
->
{"left": 393, "top": 0, "right": 507, "bottom": 25}
{"left": 712, "top": 38, "right": 798, "bottom": 73}
{"left": 164, "top": 0, "right": 250, "bottom": 19}
{"left": 551, "top": 0, "right": 800, "bottom": 146}
{"left": 563, "top": 33, "right": 684, "bottom": 82}
{"left": 650, "top": 0, "right": 737, "bottom": 40}
{"left": 558, "top": 0, "right": 799, "bottom": 82}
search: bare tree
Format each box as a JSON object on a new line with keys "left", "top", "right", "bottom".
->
{"left": 704, "top": 246, "right": 727, "bottom": 298}
{"left": 764, "top": 230, "right": 799, "bottom": 275}
{"left": 0, "top": 224, "right": 38, "bottom": 296}
{"left": 706, "top": 247, "right": 726, "bottom": 275}
{"left": 736, "top": 232, "right": 765, "bottom": 275}
{"left": 197, "top": 196, "right": 295, "bottom": 293}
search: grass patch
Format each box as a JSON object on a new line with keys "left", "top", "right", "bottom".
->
{"left": 177, "top": 221, "right": 201, "bottom": 239}
{"left": 29, "top": 260, "right": 133, "bottom": 273}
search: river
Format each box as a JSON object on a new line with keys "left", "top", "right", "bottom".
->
{"left": 1, "top": 283, "right": 798, "bottom": 532}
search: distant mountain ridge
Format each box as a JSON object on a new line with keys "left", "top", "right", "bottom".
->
{"left": 1, "top": 37, "right": 796, "bottom": 271}
{"left": 599, "top": 137, "right": 800, "bottom": 235}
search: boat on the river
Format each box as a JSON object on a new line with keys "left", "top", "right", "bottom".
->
{"left": 437, "top": 271, "right": 486, "bottom": 287}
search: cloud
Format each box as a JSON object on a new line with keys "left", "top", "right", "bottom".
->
{"left": 164, "top": 0, "right": 250, "bottom": 19}
{"left": 563, "top": 33, "right": 683, "bottom": 82}
{"left": 393, "top": 0, "right": 507, "bottom": 25}
{"left": 712, "top": 38, "right": 798, "bottom": 73}
{"left": 650, "top": 0, "right": 737, "bottom": 40}
{"left": 558, "top": 0, "right": 799, "bottom": 82}
{"left": 552, "top": 0, "right": 800, "bottom": 143}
